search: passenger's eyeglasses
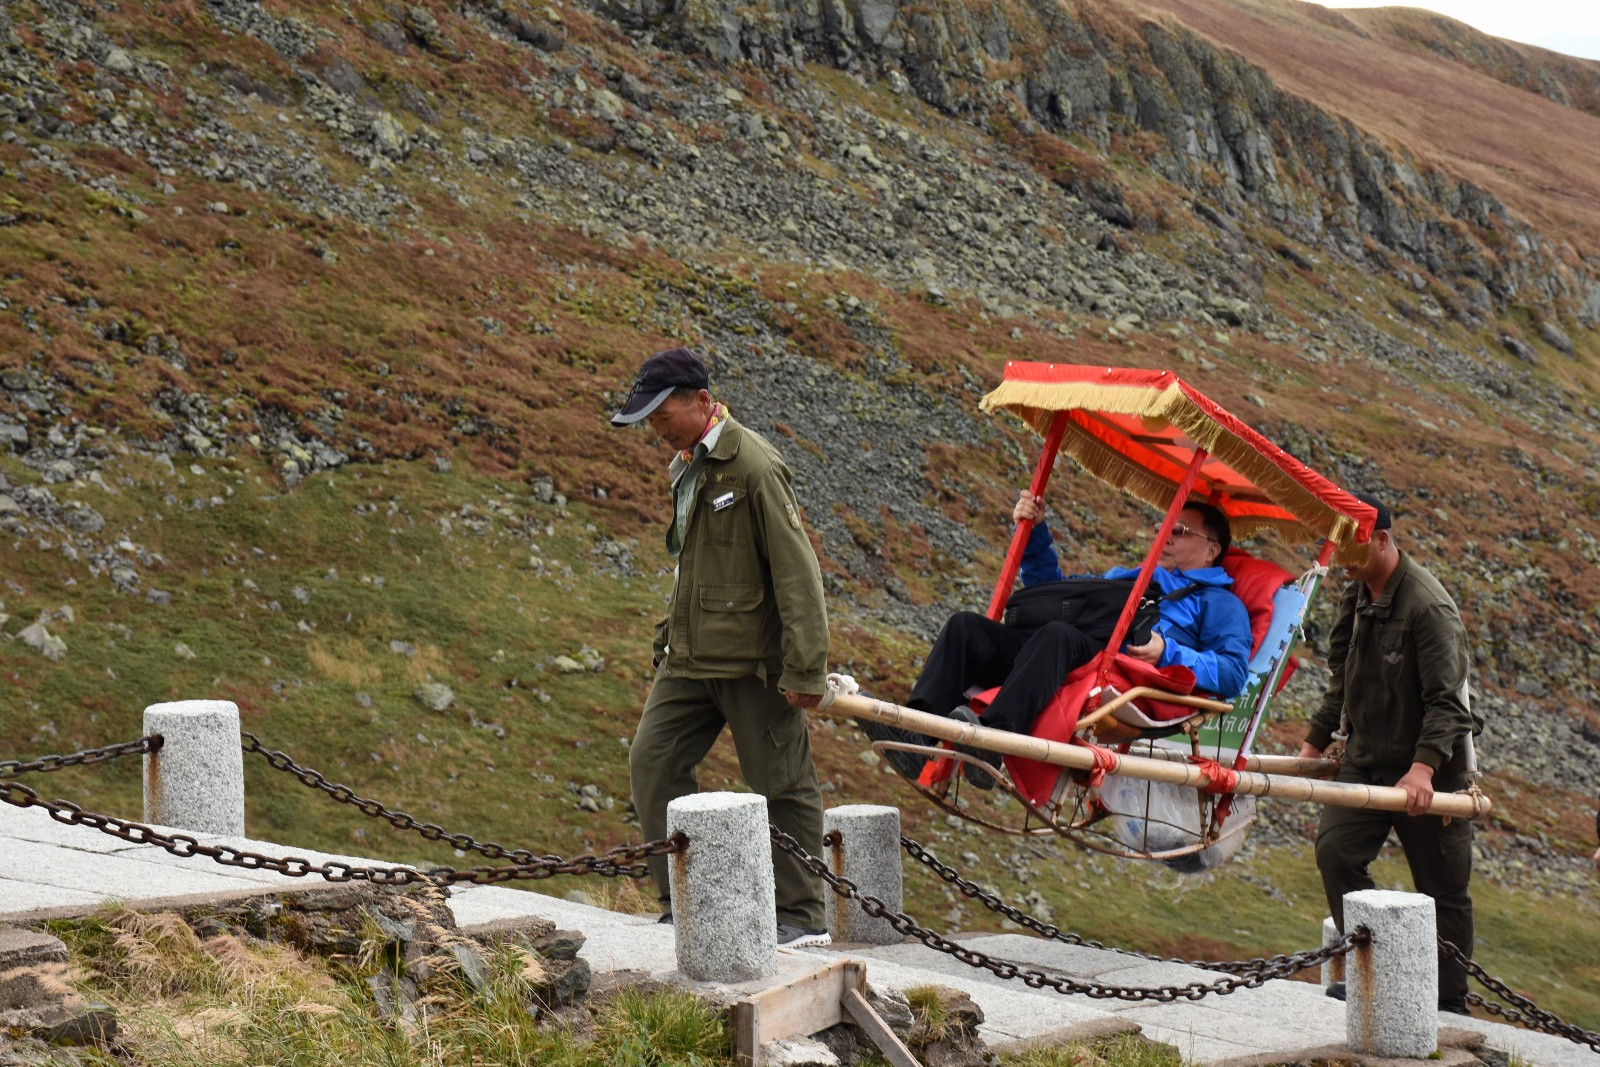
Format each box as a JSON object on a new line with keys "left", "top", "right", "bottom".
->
{"left": 1159, "top": 522, "right": 1217, "bottom": 545}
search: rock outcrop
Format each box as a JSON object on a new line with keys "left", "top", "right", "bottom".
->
{"left": 591, "top": 0, "right": 1594, "bottom": 328}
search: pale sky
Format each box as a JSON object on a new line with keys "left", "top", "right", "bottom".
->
{"left": 1321, "top": 0, "right": 1600, "bottom": 59}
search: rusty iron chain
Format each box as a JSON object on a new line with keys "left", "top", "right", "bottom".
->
{"left": 1441, "top": 938, "right": 1600, "bottom": 1052}
{"left": 895, "top": 832, "right": 1332, "bottom": 977}
{"left": 241, "top": 732, "right": 562, "bottom": 865}
{"left": 0, "top": 736, "right": 163, "bottom": 778}
{"left": 795, "top": 828, "right": 1361, "bottom": 1001}
{"left": 0, "top": 778, "right": 685, "bottom": 886}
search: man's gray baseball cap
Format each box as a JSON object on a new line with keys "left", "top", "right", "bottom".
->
{"left": 610, "top": 347, "right": 711, "bottom": 426}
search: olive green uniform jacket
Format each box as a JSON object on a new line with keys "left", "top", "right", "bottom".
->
{"left": 1306, "top": 551, "right": 1478, "bottom": 781}
{"left": 654, "top": 415, "right": 829, "bottom": 695}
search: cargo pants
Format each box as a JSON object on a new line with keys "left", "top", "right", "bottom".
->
{"left": 1315, "top": 762, "right": 1475, "bottom": 1013}
{"left": 629, "top": 671, "right": 827, "bottom": 931}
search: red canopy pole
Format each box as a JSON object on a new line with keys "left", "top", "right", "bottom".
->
{"left": 985, "top": 411, "right": 1071, "bottom": 621}
{"left": 1090, "top": 447, "right": 1210, "bottom": 698}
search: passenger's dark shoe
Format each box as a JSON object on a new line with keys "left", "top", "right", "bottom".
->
{"left": 657, "top": 913, "right": 674, "bottom": 925}
{"left": 777, "top": 923, "right": 832, "bottom": 948}
{"left": 856, "top": 717, "right": 932, "bottom": 781}
{"left": 1325, "top": 981, "right": 1346, "bottom": 1001}
{"left": 1439, "top": 1000, "right": 1471, "bottom": 1017}
{"left": 948, "top": 705, "right": 998, "bottom": 791}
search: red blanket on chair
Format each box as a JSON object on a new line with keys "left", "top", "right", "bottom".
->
{"left": 972, "top": 656, "right": 1198, "bottom": 807}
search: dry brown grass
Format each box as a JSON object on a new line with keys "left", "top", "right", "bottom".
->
{"left": 1345, "top": 7, "right": 1600, "bottom": 118}
{"left": 1122, "top": 0, "right": 1600, "bottom": 249}
{"left": 307, "top": 638, "right": 384, "bottom": 687}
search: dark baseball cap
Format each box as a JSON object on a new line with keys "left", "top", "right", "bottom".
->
{"left": 1351, "top": 491, "right": 1392, "bottom": 531}
{"left": 610, "top": 347, "right": 710, "bottom": 426}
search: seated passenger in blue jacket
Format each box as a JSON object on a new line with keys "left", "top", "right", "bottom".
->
{"left": 864, "top": 491, "right": 1251, "bottom": 787}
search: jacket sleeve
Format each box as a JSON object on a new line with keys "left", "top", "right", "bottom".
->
{"left": 1305, "top": 585, "right": 1357, "bottom": 752}
{"left": 652, "top": 615, "right": 669, "bottom": 667}
{"left": 1156, "top": 590, "right": 1251, "bottom": 698}
{"left": 1018, "top": 522, "right": 1065, "bottom": 587}
{"left": 1410, "top": 600, "right": 1473, "bottom": 771}
{"left": 749, "top": 464, "right": 830, "bottom": 695}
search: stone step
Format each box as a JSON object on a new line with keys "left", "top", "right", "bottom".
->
{"left": 0, "top": 928, "right": 70, "bottom": 1013}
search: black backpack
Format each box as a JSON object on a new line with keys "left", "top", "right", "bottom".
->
{"left": 1002, "top": 577, "right": 1200, "bottom": 647}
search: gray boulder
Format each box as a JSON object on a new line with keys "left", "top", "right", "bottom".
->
{"left": 414, "top": 682, "right": 455, "bottom": 711}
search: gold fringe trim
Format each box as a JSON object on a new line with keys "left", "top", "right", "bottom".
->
{"left": 981, "top": 378, "right": 1363, "bottom": 547}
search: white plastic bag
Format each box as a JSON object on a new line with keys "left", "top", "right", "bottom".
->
{"left": 1096, "top": 774, "right": 1255, "bottom": 872}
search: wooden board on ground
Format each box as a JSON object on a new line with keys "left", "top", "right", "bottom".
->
{"left": 731, "top": 959, "right": 918, "bottom": 1067}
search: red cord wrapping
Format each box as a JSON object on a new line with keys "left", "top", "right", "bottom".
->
{"left": 1070, "top": 740, "right": 1120, "bottom": 788}
{"left": 1189, "top": 755, "right": 1240, "bottom": 795}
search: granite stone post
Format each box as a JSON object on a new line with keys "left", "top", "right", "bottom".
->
{"left": 823, "top": 804, "right": 902, "bottom": 944}
{"left": 1321, "top": 916, "right": 1345, "bottom": 991}
{"left": 143, "top": 700, "right": 245, "bottom": 836}
{"left": 1344, "top": 890, "right": 1438, "bottom": 1058}
{"left": 667, "top": 792, "right": 776, "bottom": 982}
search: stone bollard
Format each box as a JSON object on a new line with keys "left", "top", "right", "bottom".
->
{"left": 143, "top": 700, "right": 245, "bottom": 836}
{"left": 667, "top": 792, "right": 776, "bottom": 982}
{"left": 823, "top": 804, "right": 902, "bottom": 945}
{"left": 1344, "top": 890, "right": 1438, "bottom": 1058}
{"left": 1321, "top": 916, "right": 1345, "bottom": 992}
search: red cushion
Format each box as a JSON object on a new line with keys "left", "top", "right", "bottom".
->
{"left": 977, "top": 657, "right": 1198, "bottom": 806}
{"left": 1220, "top": 546, "right": 1300, "bottom": 691}
{"left": 1220, "top": 547, "right": 1294, "bottom": 656}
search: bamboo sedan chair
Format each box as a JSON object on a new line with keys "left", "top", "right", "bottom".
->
{"left": 874, "top": 364, "right": 1379, "bottom": 869}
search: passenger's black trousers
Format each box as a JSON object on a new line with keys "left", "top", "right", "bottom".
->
{"left": 908, "top": 611, "right": 1100, "bottom": 734}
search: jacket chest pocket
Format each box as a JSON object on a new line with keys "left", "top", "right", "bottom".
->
{"left": 698, "top": 485, "right": 748, "bottom": 547}
{"left": 1377, "top": 627, "right": 1407, "bottom": 669}
{"left": 696, "top": 582, "right": 765, "bottom": 657}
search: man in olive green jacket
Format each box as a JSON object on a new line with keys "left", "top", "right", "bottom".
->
{"left": 1299, "top": 493, "right": 1479, "bottom": 1014}
{"left": 611, "top": 347, "right": 831, "bottom": 946}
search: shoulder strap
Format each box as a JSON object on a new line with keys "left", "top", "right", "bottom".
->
{"left": 1160, "top": 582, "right": 1204, "bottom": 603}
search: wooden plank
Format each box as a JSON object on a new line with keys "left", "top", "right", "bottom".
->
{"left": 730, "top": 1000, "right": 760, "bottom": 1067}
{"left": 731, "top": 958, "right": 857, "bottom": 1065}
{"left": 842, "top": 987, "right": 921, "bottom": 1067}
{"left": 733, "top": 959, "right": 920, "bottom": 1066}
{"left": 741, "top": 957, "right": 851, "bottom": 1044}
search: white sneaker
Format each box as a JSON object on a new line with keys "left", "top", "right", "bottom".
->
{"left": 777, "top": 923, "right": 832, "bottom": 948}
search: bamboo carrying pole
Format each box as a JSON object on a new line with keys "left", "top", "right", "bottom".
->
{"left": 818, "top": 691, "right": 1491, "bottom": 820}
{"left": 1124, "top": 744, "right": 1335, "bottom": 779}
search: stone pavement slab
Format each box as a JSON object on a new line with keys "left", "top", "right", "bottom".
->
{"left": 1463, "top": 1025, "right": 1599, "bottom": 1067}
{"left": 449, "top": 885, "right": 678, "bottom": 975}
{"left": 8, "top": 803, "right": 1596, "bottom": 1065}
{"left": 893, "top": 933, "right": 1600, "bottom": 1067}
{"left": 1, "top": 801, "right": 408, "bottom": 911}
{"left": 913, "top": 933, "right": 1347, "bottom": 1061}
{"left": 0, "top": 879, "right": 106, "bottom": 913}
{"left": 3, "top": 801, "right": 179, "bottom": 853}
{"left": 444, "top": 885, "right": 1114, "bottom": 1045}
{"left": 2, "top": 837, "right": 271, "bottom": 900}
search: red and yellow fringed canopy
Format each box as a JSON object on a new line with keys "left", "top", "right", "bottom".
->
{"left": 980, "top": 364, "right": 1376, "bottom": 547}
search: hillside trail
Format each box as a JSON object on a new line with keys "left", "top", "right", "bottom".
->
{"left": 1, "top": 802, "right": 1590, "bottom": 1066}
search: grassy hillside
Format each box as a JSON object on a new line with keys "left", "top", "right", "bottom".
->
{"left": 2, "top": 0, "right": 1599, "bottom": 1040}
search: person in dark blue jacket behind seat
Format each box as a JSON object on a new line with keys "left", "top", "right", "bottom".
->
{"left": 862, "top": 490, "right": 1250, "bottom": 788}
